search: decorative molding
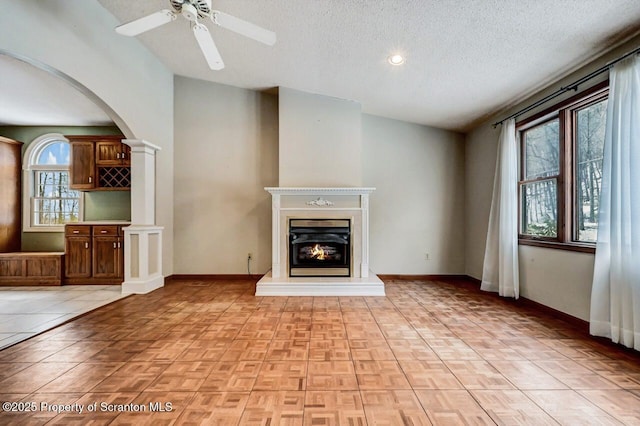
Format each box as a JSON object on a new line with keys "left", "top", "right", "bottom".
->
{"left": 306, "top": 197, "right": 334, "bottom": 207}
{"left": 122, "top": 138, "right": 162, "bottom": 153}
{"left": 265, "top": 187, "right": 376, "bottom": 196}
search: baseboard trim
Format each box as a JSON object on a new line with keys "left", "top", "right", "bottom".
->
{"left": 377, "top": 274, "right": 470, "bottom": 282}
{"left": 166, "top": 274, "right": 264, "bottom": 282}
{"left": 514, "top": 296, "right": 589, "bottom": 332}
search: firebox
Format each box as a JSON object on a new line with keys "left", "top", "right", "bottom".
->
{"left": 289, "top": 219, "right": 351, "bottom": 277}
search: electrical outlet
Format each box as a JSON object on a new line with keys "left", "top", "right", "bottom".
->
{"left": 425, "top": 253, "right": 430, "bottom": 261}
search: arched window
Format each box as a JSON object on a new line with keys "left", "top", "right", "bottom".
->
{"left": 23, "top": 133, "right": 82, "bottom": 231}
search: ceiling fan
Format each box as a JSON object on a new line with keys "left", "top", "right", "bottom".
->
{"left": 115, "top": 0, "right": 276, "bottom": 70}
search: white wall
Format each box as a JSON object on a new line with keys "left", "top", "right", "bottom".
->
{"left": 0, "top": 0, "right": 175, "bottom": 274}
{"left": 519, "top": 246, "right": 594, "bottom": 320}
{"left": 173, "top": 77, "right": 278, "bottom": 274}
{"left": 464, "top": 35, "right": 640, "bottom": 321}
{"left": 464, "top": 123, "right": 499, "bottom": 279}
{"left": 363, "top": 114, "right": 465, "bottom": 274}
{"left": 279, "top": 87, "right": 362, "bottom": 187}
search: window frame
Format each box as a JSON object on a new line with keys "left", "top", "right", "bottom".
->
{"left": 517, "top": 81, "right": 609, "bottom": 253}
{"left": 22, "top": 133, "right": 84, "bottom": 233}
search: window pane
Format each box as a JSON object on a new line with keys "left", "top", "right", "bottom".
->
{"left": 36, "top": 141, "right": 70, "bottom": 165}
{"left": 521, "top": 178, "right": 558, "bottom": 237}
{"left": 523, "top": 119, "right": 560, "bottom": 179}
{"left": 576, "top": 99, "right": 607, "bottom": 242}
{"left": 33, "top": 170, "right": 80, "bottom": 226}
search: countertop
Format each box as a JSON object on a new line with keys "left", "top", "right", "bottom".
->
{"left": 75, "top": 221, "right": 131, "bottom": 225}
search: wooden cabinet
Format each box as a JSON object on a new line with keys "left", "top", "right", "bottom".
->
{"left": 96, "top": 140, "right": 131, "bottom": 166}
{"left": 64, "top": 225, "right": 92, "bottom": 279}
{"left": 92, "top": 225, "right": 122, "bottom": 279}
{"left": 0, "top": 136, "right": 23, "bottom": 252}
{"left": 68, "top": 136, "right": 130, "bottom": 191}
{"left": 64, "top": 224, "right": 124, "bottom": 284}
{"left": 69, "top": 141, "right": 95, "bottom": 189}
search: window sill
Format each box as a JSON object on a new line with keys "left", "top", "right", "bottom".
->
{"left": 23, "top": 226, "right": 65, "bottom": 233}
{"left": 519, "top": 239, "right": 595, "bottom": 254}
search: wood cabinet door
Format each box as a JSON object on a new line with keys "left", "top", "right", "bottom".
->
{"left": 65, "top": 236, "right": 92, "bottom": 278}
{"left": 93, "top": 236, "right": 121, "bottom": 278}
{"left": 95, "top": 141, "right": 124, "bottom": 166}
{"left": 69, "top": 141, "right": 95, "bottom": 189}
{"left": 120, "top": 143, "right": 131, "bottom": 166}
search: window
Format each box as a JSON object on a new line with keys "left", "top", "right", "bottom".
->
{"left": 518, "top": 82, "right": 608, "bottom": 252}
{"left": 23, "top": 134, "right": 83, "bottom": 232}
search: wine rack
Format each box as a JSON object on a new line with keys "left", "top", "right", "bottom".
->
{"left": 98, "top": 167, "right": 131, "bottom": 188}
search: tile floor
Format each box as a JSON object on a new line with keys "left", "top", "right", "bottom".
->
{"left": 0, "top": 285, "right": 126, "bottom": 350}
{"left": 0, "top": 278, "right": 639, "bottom": 424}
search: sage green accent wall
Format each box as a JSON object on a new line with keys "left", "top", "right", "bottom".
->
{"left": 21, "top": 233, "right": 64, "bottom": 252}
{"left": 84, "top": 192, "right": 131, "bottom": 221}
{"left": 0, "top": 125, "right": 129, "bottom": 252}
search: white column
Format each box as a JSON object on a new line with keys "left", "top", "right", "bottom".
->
{"left": 271, "top": 194, "right": 281, "bottom": 278}
{"left": 121, "top": 139, "right": 164, "bottom": 295}
{"left": 360, "top": 193, "right": 370, "bottom": 278}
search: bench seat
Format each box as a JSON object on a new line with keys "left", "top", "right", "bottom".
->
{"left": 0, "top": 252, "right": 64, "bottom": 286}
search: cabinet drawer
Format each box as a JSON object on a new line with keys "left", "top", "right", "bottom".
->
{"left": 93, "top": 225, "right": 119, "bottom": 236}
{"left": 66, "top": 225, "right": 91, "bottom": 236}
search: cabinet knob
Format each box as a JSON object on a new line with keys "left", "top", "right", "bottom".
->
{"left": 113, "top": 242, "right": 117, "bottom": 249}
{"left": 116, "top": 153, "right": 120, "bottom": 159}
{"left": 88, "top": 176, "right": 92, "bottom": 183}
{"left": 73, "top": 230, "right": 79, "bottom": 234}
{"left": 84, "top": 242, "right": 89, "bottom": 249}
{"left": 100, "top": 230, "right": 107, "bottom": 234}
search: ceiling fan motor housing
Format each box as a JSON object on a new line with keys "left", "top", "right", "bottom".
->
{"left": 170, "top": 0, "right": 212, "bottom": 20}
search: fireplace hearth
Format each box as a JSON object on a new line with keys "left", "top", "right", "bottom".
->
{"left": 289, "top": 219, "right": 350, "bottom": 277}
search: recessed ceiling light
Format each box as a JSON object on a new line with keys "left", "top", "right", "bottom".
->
{"left": 388, "top": 54, "right": 405, "bottom": 66}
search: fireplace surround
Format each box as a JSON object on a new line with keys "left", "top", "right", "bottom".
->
{"left": 256, "top": 187, "right": 385, "bottom": 296}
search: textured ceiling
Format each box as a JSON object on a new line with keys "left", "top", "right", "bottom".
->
{"left": 3, "top": 1, "right": 640, "bottom": 130}
{"left": 97, "top": 0, "right": 640, "bottom": 131}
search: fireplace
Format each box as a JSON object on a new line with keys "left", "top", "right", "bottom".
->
{"left": 289, "top": 219, "right": 350, "bottom": 277}
{"left": 256, "top": 187, "right": 384, "bottom": 296}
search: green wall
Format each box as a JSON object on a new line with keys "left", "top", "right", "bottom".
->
{"left": 0, "top": 125, "right": 131, "bottom": 251}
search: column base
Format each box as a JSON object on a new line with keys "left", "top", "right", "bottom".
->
{"left": 122, "top": 274, "right": 164, "bottom": 295}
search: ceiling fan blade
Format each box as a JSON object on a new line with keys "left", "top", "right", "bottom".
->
{"left": 192, "top": 23, "right": 225, "bottom": 70}
{"left": 116, "top": 9, "right": 177, "bottom": 36}
{"left": 212, "top": 10, "right": 276, "bottom": 46}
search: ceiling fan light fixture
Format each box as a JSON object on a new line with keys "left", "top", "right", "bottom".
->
{"left": 388, "top": 54, "right": 405, "bottom": 66}
{"left": 181, "top": 3, "right": 199, "bottom": 21}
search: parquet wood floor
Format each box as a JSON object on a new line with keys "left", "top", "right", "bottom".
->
{"left": 1, "top": 278, "right": 640, "bottom": 424}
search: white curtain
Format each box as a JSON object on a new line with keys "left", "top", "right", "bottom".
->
{"left": 590, "top": 55, "right": 640, "bottom": 350}
{"left": 481, "top": 118, "right": 520, "bottom": 299}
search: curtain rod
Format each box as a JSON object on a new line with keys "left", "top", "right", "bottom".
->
{"left": 493, "top": 46, "right": 640, "bottom": 128}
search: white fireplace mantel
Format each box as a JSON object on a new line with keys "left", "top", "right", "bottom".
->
{"left": 256, "top": 187, "right": 384, "bottom": 296}
{"left": 265, "top": 187, "right": 376, "bottom": 196}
